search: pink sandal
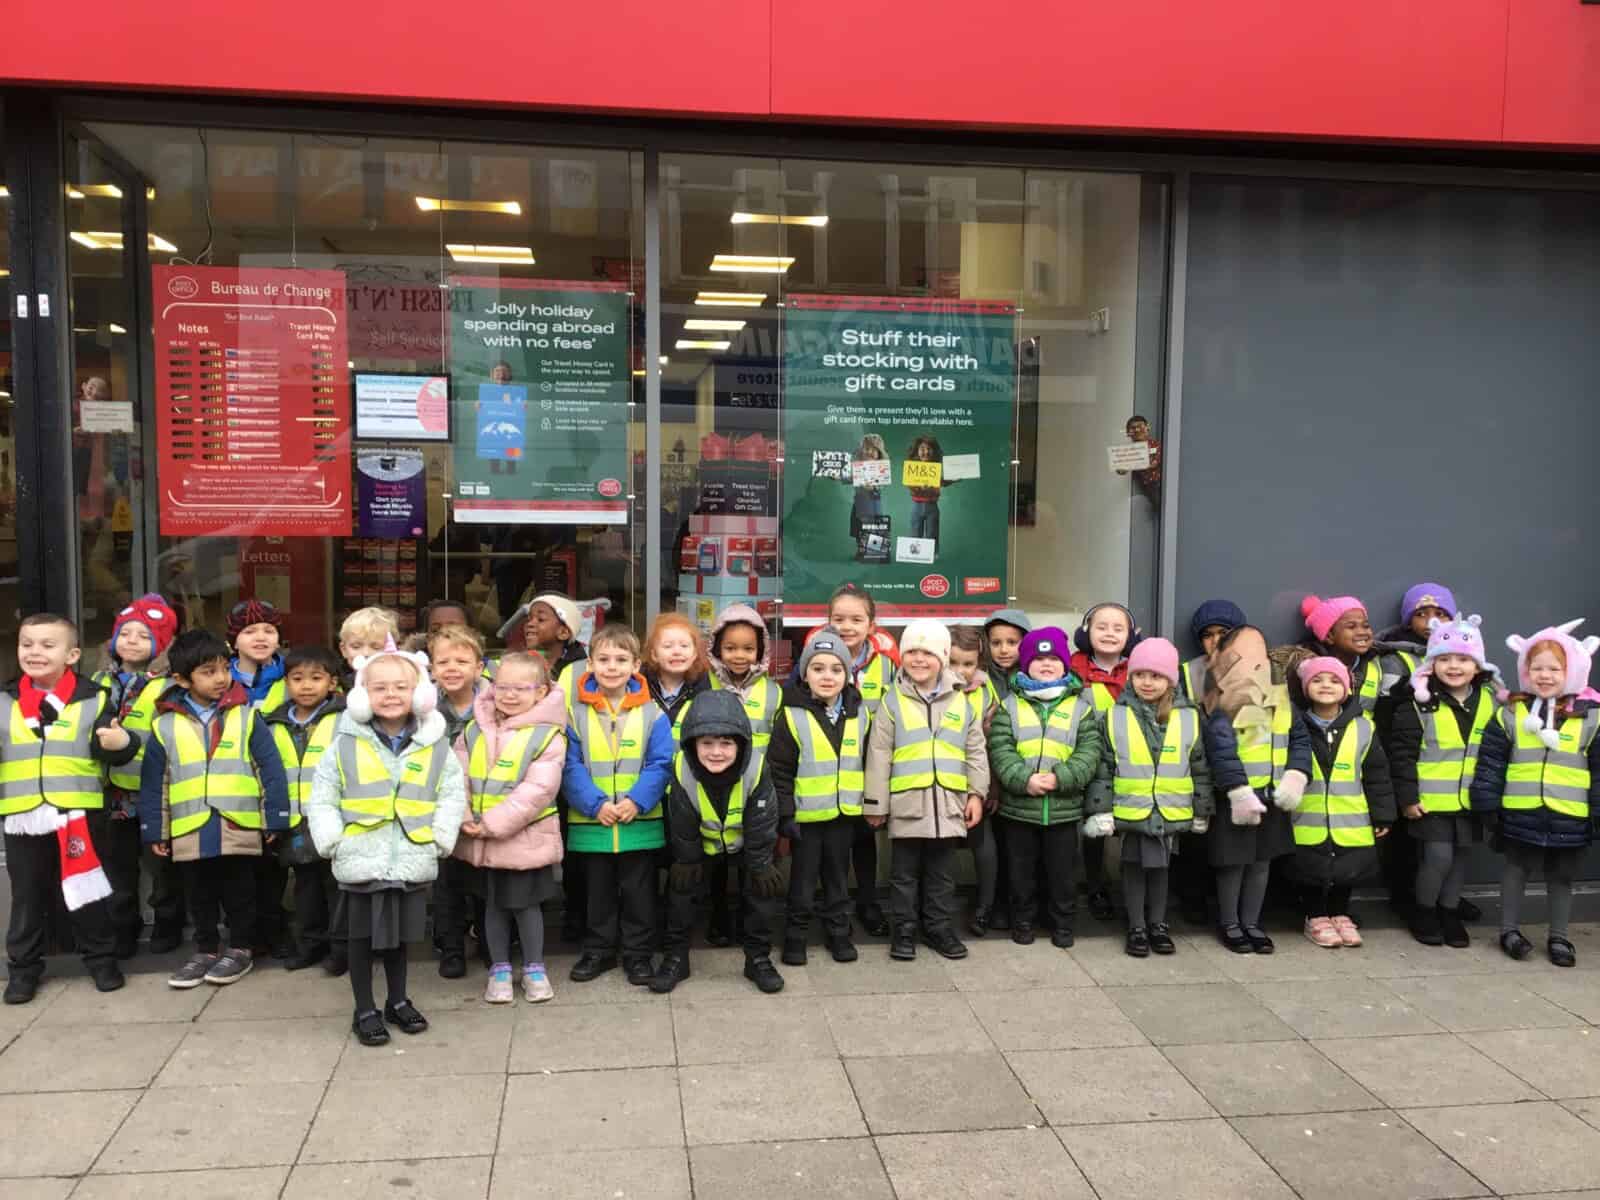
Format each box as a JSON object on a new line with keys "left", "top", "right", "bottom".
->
{"left": 1304, "top": 917, "right": 1342, "bottom": 948}
{"left": 1331, "top": 915, "right": 1362, "bottom": 947}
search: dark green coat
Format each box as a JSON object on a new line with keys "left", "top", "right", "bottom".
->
{"left": 987, "top": 681, "right": 1104, "bottom": 826}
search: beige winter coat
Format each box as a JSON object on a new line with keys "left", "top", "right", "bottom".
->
{"left": 863, "top": 669, "right": 990, "bottom": 840}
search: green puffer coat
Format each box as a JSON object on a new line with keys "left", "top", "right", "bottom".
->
{"left": 987, "top": 679, "right": 1104, "bottom": 826}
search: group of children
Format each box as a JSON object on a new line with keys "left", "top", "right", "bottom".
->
{"left": 3, "top": 577, "right": 1595, "bottom": 1045}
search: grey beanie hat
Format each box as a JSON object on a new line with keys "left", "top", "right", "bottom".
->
{"left": 983, "top": 607, "right": 1032, "bottom": 635}
{"left": 798, "top": 628, "right": 851, "bottom": 678}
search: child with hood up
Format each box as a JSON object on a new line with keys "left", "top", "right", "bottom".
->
{"left": 652, "top": 690, "right": 784, "bottom": 994}
{"left": 1471, "top": 620, "right": 1600, "bottom": 967}
{"left": 1390, "top": 615, "right": 1500, "bottom": 950}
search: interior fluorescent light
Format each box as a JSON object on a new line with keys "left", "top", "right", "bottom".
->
{"left": 417, "top": 196, "right": 523, "bottom": 215}
{"left": 632, "top": 368, "right": 646, "bottom": 377}
{"left": 694, "top": 291, "right": 766, "bottom": 307}
{"left": 147, "top": 187, "right": 156, "bottom": 200}
{"left": 109, "top": 323, "right": 127, "bottom": 334}
{"left": 710, "top": 255, "right": 794, "bottom": 274}
{"left": 675, "top": 339, "right": 731, "bottom": 351}
{"left": 731, "top": 211, "right": 827, "bottom": 227}
{"left": 71, "top": 230, "right": 177, "bottom": 252}
{"left": 0, "top": 186, "right": 9, "bottom": 199}
{"left": 446, "top": 243, "right": 535, "bottom": 265}
{"left": 0, "top": 268, "right": 8, "bottom": 277}
{"left": 659, "top": 356, "right": 670, "bottom": 365}
{"left": 67, "top": 184, "right": 124, "bottom": 199}
{"left": 683, "top": 318, "right": 747, "bottom": 332}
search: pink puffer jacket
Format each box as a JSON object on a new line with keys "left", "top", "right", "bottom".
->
{"left": 451, "top": 685, "right": 566, "bottom": 871}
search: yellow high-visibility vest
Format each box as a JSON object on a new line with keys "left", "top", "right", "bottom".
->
{"left": 463, "top": 721, "right": 561, "bottom": 820}
{"left": 568, "top": 699, "right": 663, "bottom": 824}
{"left": 152, "top": 705, "right": 264, "bottom": 836}
{"left": 1236, "top": 686, "right": 1294, "bottom": 793}
{"left": 673, "top": 750, "right": 764, "bottom": 857}
{"left": 0, "top": 692, "right": 107, "bottom": 815}
{"left": 105, "top": 677, "right": 164, "bottom": 792}
{"left": 1295, "top": 717, "right": 1376, "bottom": 847}
{"left": 269, "top": 712, "right": 339, "bottom": 828}
{"left": 1108, "top": 705, "right": 1198, "bottom": 824}
{"left": 1500, "top": 703, "right": 1599, "bottom": 821}
{"left": 1004, "top": 693, "right": 1093, "bottom": 772}
{"left": 1414, "top": 689, "right": 1496, "bottom": 815}
{"left": 335, "top": 734, "right": 447, "bottom": 845}
{"left": 708, "top": 674, "right": 780, "bottom": 752}
{"left": 783, "top": 707, "right": 864, "bottom": 822}
{"left": 883, "top": 687, "right": 973, "bottom": 795}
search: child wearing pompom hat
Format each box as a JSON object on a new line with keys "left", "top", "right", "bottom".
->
{"left": 1387, "top": 615, "right": 1501, "bottom": 950}
{"left": 1292, "top": 594, "right": 1420, "bottom": 723}
{"left": 94, "top": 594, "right": 184, "bottom": 957}
{"left": 863, "top": 619, "right": 989, "bottom": 963}
{"left": 305, "top": 637, "right": 465, "bottom": 1045}
{"left": 1288, "top": 657, "right": 1396, "bottom": 948}
{"left": 1470, "top": 620, "right": 1600, "bottom": 967}
{"left": 1086, "top": 637, "right": 1213, "bottom": 959}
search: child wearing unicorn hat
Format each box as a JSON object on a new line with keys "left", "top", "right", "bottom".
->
{"left": 1471, "top": 619, "right": 1600, "bottom": 967}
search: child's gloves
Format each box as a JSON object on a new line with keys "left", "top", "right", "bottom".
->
{"left": 1083, "top": 812, "right": 1115, "bottom": 838}
{"left": 1192, "top": 816, "right": 1209, "bottom": 834}
{"left": 669, "top": 862, "right": 703, "bottom": 894}
{"left": 1229, "top": 786, "right": 1266, "bottom": 827}
{"left": 1274, "top": 770, "right": 1308, "bottom": 812}
{"left": 749, "top": 865, "right": 785, "bottom": 898}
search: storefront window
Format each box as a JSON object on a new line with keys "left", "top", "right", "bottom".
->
{"left": 64, "top": 122, "right": 642, "bottom": 665}
{"left": 661, "top": 155, "right": 1157, "bottom": 667}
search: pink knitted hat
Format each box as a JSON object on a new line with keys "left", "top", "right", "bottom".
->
{"left": 1126, "top": 637, "right": 1180, "bottom": 687}
{"left": 1297, "top": 655, "right": 1352, "bottom": 697}
{"left": 1300, "top": 595, "right": 1366, "bottom": 644}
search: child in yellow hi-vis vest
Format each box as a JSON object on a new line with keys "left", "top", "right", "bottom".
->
{"left": 306, "top": 638, "right": 465, "bottom": 1047}
{"left": 452, "top": 652, "right": 567, "bottom": 1006}
{"left": 1087, "top": 638, "right": 1213, "bottom": 959}
{"left": 1287, "top": 657, "right": 1395, "bottom": 950}
{"left": 259, "top": 645, "right": 346, "bottom": 973}
{"left": 139, "top": 629, "right": 291, "bottom": 991}
{"left": 863, "top": 620, "right": 989, "bottom": 963}
{"left": 1471, "top": 621, "right": 1600, "bottom": 968}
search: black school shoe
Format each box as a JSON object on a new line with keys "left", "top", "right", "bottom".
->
{"left": 926, "top": 930, "right": 969, "bottom": 960}
{"left": 1500, "top": 929, "right": 1534, "bottom": 961}
{"left": 323, "top": 947, "right": 349, "bottom": 977}
{"left": 1243, "top": 926, "right": 1276, "bottom": 955}
{"left": 353, "top": 1009, "right": 389, "bottom": 1046}
{"left": 1148, "top": 923, "right": 1177, "bottom": 955}
{"left": 743, "top": 956, "right": 785, "bottom": 993}
{"left": 569, "top": 952, "right": 618, "bottom": 982}
{"left": 437, "top": 951, "right": 467, "bottom": 979}
{"left": 826, "top": 934, "right": 858, "bottom": 963}
{"left": 1437, "top": 906, "right": 1470, "bottom": 949}
{"left": 624, "top": 956, "right": 656, "bottom": 986}
{"left": 286, "top": 943, "right": 328, "bottom": 972}
{"left": 857, "top": 902, "right": 891, "bottom": 938}
{"left": 1088, "top": 889, "right": 1115, "bottom": 922}
{"left": 781, "top": 936, "right": 808, "bottom": 967}
{"left": 3, "top": 973, "right": 39, "bottom": 1006}
{"left": 650, "top": 954, "right": 690, "bottom": 993}
{"left": 1051, "top": 926, "right": 1075, "bottom": 949}
{"left": 1011, "top": 923, "right": 1036, "bottom": 946}
{"left": 1454, "top": 898, "right": 1483, "bottom": 923}
{"left": 1410, "top": 906, "right": 1445, "bottom": 947}
{"left": 1125, "top": 927, "right": 1151, "bottom": 958}
{"left": 889, "top": 924, "right": 917, "bottom": 961}
{"left": 383, "top": 999, "right": 429, "bottom": 1034}
{"left": 1549, "top": 936, "right": 1577, "bottom": 968}
{"left": 1220, "top": 924, "right": 1253, "bottom": 954}
{"left": 90, "top": 962, "right": 126, "bottom": 993}
{"left": 968, "top": 906, "right": 990, "bottom": 938}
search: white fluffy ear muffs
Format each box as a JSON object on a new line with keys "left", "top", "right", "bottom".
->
{"left": 412, "top": 678, "right": 439, "bottom": 717}
{"left": 348, "top": 638, "right": 436, "bottom": 723}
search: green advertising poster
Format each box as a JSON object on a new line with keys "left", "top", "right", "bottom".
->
{"left": 447, "top": 277, "right": 631, "bottom": 523}
{"left": 781, "top": 295, "right": 1016, "bottom": 621}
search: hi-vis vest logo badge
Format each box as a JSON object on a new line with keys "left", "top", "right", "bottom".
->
{"left": 218, "top": 740, "right": 234, "bottom": 750}
{"left": 167, "top": 275, "right": 199, "bottom": 299}
{"left": 406, "top": 761, "right": 424, "bottom": 773}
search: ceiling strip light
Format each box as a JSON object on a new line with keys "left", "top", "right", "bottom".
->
{"left": 416, "top": 196, "right": 523, "bottom": 215}
{"left": 446, "top": 243, "right": 535, "bottom": 265}
{"left": 694, "top": 291, "right": 766, "bottom": 307}
{"left": 730, "top": 211, "right": 828, "bottom": 227}
{"left": 70, "top": 230, "right": 177, "bottom": 252}
{"left": 683, "top": 318, "right": 747, "bottom": 331}
{"left": 675, "top": 339, "right": 731, "bottom": 351}
{"left": 710, "top": 255, "right": 794, "bottom": 274}
{"left": 67, "top": 184, "right": 124, "bottom": 199}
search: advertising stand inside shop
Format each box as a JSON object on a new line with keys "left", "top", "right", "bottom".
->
{"left": 780, "top": 294, "right": 1016, "bottom": 622}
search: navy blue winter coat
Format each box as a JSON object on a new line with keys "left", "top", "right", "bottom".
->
{"left": 1469, "top": 698, "right": 1600, "bottom": 850}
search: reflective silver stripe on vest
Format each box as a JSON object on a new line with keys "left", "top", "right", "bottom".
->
{"left": 1294, "top": 809, "right": 1372, "bottom": 829}
{"left": 788, "top": 710, "right": 864, "bottom": 814}
{"left": 464, "top": 722, "right": 558, "bottom": 796}
{"left": 1108, "top": 708, "right": 1194, "bottom": 782}
{"left": 0, "top": 693, "right": 102, "bottom": 801}
{"left": 151, "top": 712, "right": 259, "bottom": 824}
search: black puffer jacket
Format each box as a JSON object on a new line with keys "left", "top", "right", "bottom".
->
{"left": 664, "top": 689, "right": 779, "bottom": 870}
{"left": 1387, "top": 675, "right": 1493, "bottom": 812}
{"left": 1470, "top": 697, "right": 1600, "bottom": 850}
{"left": 1289, "top": 699, "right": 1396, "bottom": 887}
{"left": 767, "top": 680, "right": 863, "bottom": 821}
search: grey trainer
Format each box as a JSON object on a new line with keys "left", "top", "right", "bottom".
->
{"left": 169, "top": 952, "right": 219, "bottom": 990}
{"left": 204, "top": 948, "right": 254, "bottom": 985}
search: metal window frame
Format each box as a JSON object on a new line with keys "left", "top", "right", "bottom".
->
{"left": 9, "top": 88, "right": 1598, "bottom": 638}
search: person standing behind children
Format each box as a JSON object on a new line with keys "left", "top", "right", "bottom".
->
{"left": 1199, "top": 626, "right": 1310, "bottom": 953}
{"left": 429, "top": 623, "right": 489, "bottom": 978}
{"left": 3, "top": 614, "right": 136, "bottom": 1003}
{"left": 950, "top": 627, "right": 1003, "bottom": 936}
{"left": 770, "top": 629, "right": 862, "bottom": 966}
{"left": 653, "top": 691, "right": 785, "bottom": 994}
{"left": 863, "top": 620, "right": 988, "bottom": 962}
{"left": 1389, "top": 615, "right": 1499, "bottom": 949}
{"left": 1289, "top": 657, "right": 1395, "bottom": 948}
{"left": 1088, "top": 637, "right": 1212, "bottom": 958}
{"left": 1471, "top": 621, "right": 1600, "bottom": 967}
{"left": 524, "top": 592, "right": 588, "bottom": 696}
{"left": 455, "top": 652, "right": 566, "bottom": 1004}
{"left": 94, "top": 594, "right": 182, "bottom": 959}
{"left": 306, "top": 639, "right": 465, "bottom": 1045}
{"left": 140, "top": 629, "right": 290, "bottom": 989}
{"left": 259, "top": 646, "right": 346, "bottom": 972}
{"left": 339, "top": 607, "right": 401, "bottom": 679}
{"left": 563, "top": 626, "right": 673, "bottom": 985}
{"left": 989, "top": 627, "right": 1103, "bottom": 949}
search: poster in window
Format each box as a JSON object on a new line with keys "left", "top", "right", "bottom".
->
{"left": 353, "top": 373, "right": 450, "bottom": 442}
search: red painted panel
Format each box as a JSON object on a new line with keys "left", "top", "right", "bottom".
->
{"left": 771, "top": 0, "right": 1512, "bottom": 144}
{"left": 2, "top": 0, "right": 772, "bottom": 117}
{"left": 1505, "top": 0, "right": 1600, "bottom": 146}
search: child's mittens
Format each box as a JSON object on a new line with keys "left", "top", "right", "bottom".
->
{"left": 1191, "top": 816, "right": 1209, "bottom": 834}
{"left": 1229, "top": 786, "right": 1267, "bottom": 827}
{"left": 1273, "top": 770, "right": 1308, "bottom": 813}
{"left": 1083, "top": 812, "right": 1115, "bottom": 839}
